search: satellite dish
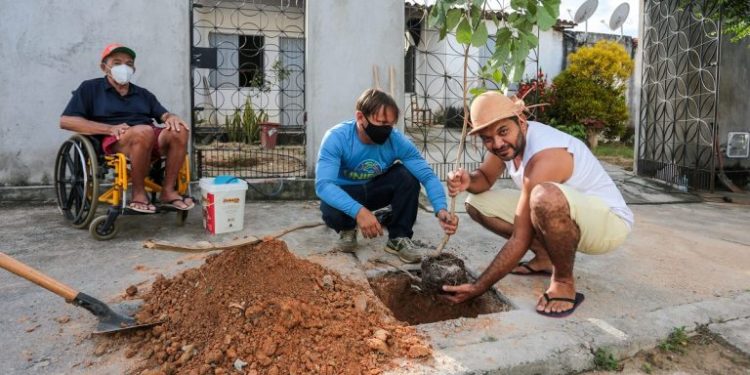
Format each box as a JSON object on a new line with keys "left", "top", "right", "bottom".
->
{"left": 609, "top": 2, "right": 630, "bottom": 33}
{"left": 574, "top": 0, "right": 598, "bottom": 24}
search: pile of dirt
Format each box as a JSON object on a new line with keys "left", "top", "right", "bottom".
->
{"left": 124, "top": 240, "right": 431, "bottom": 375}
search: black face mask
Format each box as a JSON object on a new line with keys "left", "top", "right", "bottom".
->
{"left": 363, "top": 121, "right": 393, "bottom": 144}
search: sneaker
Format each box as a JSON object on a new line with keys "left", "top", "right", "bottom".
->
{"left": 385, "top": 237, "right": 424, "bottom": 264}
{"left": 336, "top": 229, "right": 358, "bottom": 253}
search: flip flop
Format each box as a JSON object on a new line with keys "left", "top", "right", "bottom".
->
{"left": 536, "top": 292, "right": 585, "bottom": 318}
{"left": 162, "top": 198, "right": 193, "bottom": 211}
{"left": 181, "top": 196, "right": 196, "bottom": 209}
{"left": 510, "top": 261, "right": 552, "bottom": 276}
{"left": 128, "top": 200, "right": 156, "bottom": 214}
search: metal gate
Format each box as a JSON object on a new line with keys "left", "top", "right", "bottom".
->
{"left": 637, "top": 0, "right": 722, "bottom": 191}
{"left": 190, "top": 0, "right": 306, "bottom": 179}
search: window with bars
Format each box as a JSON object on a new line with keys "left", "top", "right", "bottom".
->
{"left": 209, "top": 33, "right": 265, "bottom": 89}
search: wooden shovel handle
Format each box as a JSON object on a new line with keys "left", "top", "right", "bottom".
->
{"left": 0, "top": 252, "right": 79, "bottom": 301}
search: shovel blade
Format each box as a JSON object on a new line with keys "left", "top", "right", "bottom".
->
{"left": 73, "top": 293, "right": 159, "bottom": 334}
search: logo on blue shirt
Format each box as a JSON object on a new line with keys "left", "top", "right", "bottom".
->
{"left": 344, "top": 159, "right": 382, "bottom": 180}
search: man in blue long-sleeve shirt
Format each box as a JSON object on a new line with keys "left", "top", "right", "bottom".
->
{"left": 315, "top": 89, "right": 458, "bottom": 263}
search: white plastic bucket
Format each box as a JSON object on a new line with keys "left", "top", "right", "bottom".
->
{"left": 199, "top": 177, "right": 248, "bottom": 235}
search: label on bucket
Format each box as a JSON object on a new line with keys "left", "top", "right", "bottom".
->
{"left": 203, "top": 193, "right": 216, "bottom": 234}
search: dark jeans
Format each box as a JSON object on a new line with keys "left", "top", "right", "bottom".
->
{"left": 320, "top": 164, "right": 420, "bottom": 239}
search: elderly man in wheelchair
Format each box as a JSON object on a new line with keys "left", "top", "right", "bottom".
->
{"left": 56, "top": 43, "right": 194, "bottom": 240}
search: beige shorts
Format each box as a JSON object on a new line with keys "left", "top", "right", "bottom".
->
{"left": 465, "top": 183, "right": 630, "bottom": 254}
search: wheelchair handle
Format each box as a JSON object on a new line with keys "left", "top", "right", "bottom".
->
{"left": 0, "top": 252, "right": 79, "bottom": 301}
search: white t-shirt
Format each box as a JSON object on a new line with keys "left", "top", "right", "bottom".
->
{"left": 505, "top": 121, "right": 634, "bottom": 228}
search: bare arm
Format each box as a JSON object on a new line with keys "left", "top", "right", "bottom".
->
{"left": 60, "top": 116, "right": 129, "bottom": 139}
{"left": 443, "top": 148, "right": 574, "bottom": 302}
{"left": 447, "top": 152, "right": 506, "bottom": 196}
{"left": 60, "top": 116, "right": 112, "bottom": 135}
{"left": 466, "top": 153, "right": 506, "bottom": 194}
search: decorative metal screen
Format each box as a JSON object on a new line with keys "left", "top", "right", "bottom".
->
{"left": 637, "top": 0, "right": 722, "bottom": 191}
{"left": 190, "top": 0, "right": 306, "bottom": 179}
{"left": 404, "top": 10, "right": 496, "bottom": 180}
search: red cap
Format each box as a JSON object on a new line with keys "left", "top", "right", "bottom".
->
{"left": 100, "top": 43, "right": 136, "bottom": 62}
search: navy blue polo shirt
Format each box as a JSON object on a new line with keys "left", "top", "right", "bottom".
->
{"left": 62, "top": 77, "right": 168, "bottom": 126}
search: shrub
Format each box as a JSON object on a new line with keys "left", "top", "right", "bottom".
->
{"left": 224, "top": 97, "right": 268, "bottom": 144}
{"left": 556, "top": 123, "right": 586, "bottom": 141}
{"left": 545, "top": 40, "right": 633, "bottom": 149}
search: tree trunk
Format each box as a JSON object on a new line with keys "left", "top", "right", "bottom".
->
{"left": 587, "top": 129, "right": 600, "bottom": 150}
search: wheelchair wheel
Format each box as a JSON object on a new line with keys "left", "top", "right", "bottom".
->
{"left": 89, "top": 215, "right": 120, "bottom": 241}
{"left": 54, "top": 134, "right": 100, "bottom": 229}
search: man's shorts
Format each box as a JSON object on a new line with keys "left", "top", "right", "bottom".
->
{"left": 465, "top": 183, "right": 630, "bottom": 254}
{"left": 101, "top": 126, "right": 163, "bottom": 158}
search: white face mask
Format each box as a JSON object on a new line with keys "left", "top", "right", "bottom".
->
{"left": 110, "top": 64, "right": 134, "bottom": 85}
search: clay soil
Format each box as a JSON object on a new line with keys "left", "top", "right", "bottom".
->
{"left": 116, "top": 240, "right": 432, "bottom": 375}
{"left": 369, "top": 273, "right": 511, "bottom": 325}
{"left": 584, "top": 330, "right": 750, "bottom": 375}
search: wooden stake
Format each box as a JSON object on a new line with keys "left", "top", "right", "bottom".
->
{"left": 143, "top": 222, "right": 325, "bottom": 253}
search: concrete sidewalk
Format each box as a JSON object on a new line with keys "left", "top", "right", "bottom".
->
{"left": 1, "top": 169, "right": 749, "bottom": 374}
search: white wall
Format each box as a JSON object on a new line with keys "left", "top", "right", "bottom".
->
{"left": 522, "top": 26, "right": 565, "bottom": 82}
{"left": 305, "top": 0, "right": 405, "bottom": 176}
{"left": 0, "top": 0, "right": 190, "bottom": 186}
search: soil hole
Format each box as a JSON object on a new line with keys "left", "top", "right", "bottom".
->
{"left": 369, "top": 272, "right": 512, "bottom": 325}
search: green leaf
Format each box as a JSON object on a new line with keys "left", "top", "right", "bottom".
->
{"left": 456, "top": 18, "right": 472, "bottom": 44}
{"left": 544, "top": 0, "right": 561, "bottom": 19}
{"left": 512, "top": 61, "right": 526, "bottom": 81}
{"left": 510, "top": 0, "right": 527, "bottom": 10}
{"left": 536, "top": 4, "right": 557, "bottom": 30}
{"left": 492, "top": 69, "right": 504, "bottom": 83}
{"left": 521, "top": 30, "right": 538, "bottom": 46}
{"left": 470, "top": 87, "right": 488, "bottom": 96}
{"left": 472, "top": 0, "right": 485, "bottom": 9}
{"left": 470, "top": 4, "right": 482, "bottom": 29}
{"left": 446, "top": 8, "right": 462, "bottom": 31}
{"left": 496, "top": 28, "right": 512, "bottom": 46}
{"left": 493, "top": 42, "right": 511, "bottom": 63}
{"left": 471, "top": 21, "right": 489, "bottom": 47}
{"left": 428, "top": 4, "right": 441, "bottom": 28}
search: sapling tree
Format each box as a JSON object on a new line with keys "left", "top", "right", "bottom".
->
{"left": 427, "top": 0, "right": 560, "bottom": 252}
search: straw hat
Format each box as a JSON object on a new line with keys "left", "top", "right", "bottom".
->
{"left": 468, "top": 91, "right": 528, "bottom": 135}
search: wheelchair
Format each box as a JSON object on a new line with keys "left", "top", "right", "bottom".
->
{"left": 54, "top": 134, "right": 193, "bottom": 240}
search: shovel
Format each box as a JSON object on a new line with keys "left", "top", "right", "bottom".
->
{"left": 0, "top": 252, "right": 158, "bottom": 334}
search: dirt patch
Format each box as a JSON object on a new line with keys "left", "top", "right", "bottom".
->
{"left": 369, "top": 273, "right": 511, "bottom": 325}
{"left": 197, "top": 143, "right": 305, "bottom": 176}
{"left": 118, "top": 240, "right": 431, "bottom": 375}
{"left": 597, "top": 156, "right": 633, "bottom": 171}
{"left": 585, "top": 329, "right": 750, "bottom": 374}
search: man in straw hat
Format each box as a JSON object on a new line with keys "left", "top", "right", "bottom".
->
{"left": 443, "top": 91, "right": 633, "bottom": 317}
